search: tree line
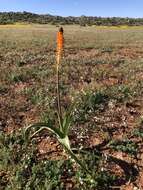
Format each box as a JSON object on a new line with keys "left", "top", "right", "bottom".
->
{"left": 0, "top": 11, "right": 143, "bottom": 26}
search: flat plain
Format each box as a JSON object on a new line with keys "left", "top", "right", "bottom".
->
{"left": 0, "top": 24, "right": 143, "bottom": 189}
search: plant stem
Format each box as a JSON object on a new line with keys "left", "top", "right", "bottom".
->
{"left": 56, "top": 62, "right": 62, "bottom": 124}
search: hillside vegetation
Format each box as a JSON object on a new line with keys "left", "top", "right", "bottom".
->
{"left": 1, "top": 11, "right": 143, "bottom": 26}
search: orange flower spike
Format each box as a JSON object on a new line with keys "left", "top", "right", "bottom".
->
{"left": 57, "top": 27, "right": 64, "bottom": 66}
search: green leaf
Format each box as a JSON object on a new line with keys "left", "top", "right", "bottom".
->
{"left": 59, "top": 137, "right": 91, "bottom": 175}
{"left": 58, "top": 135, "right": 91, "bottom": 175}
{"left": 58, "top": 135, "right": 71, "bottom": 150}
{"left": 62, "top": 115, "right": 70, "bottom": 135}
{"left": 61, "top": 104, "right": 74, "bottom": 136}
{"left": 25, "top": 122, "right": 64, "bottom": 139}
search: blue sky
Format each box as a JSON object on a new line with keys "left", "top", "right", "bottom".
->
{"left": 0, "top": 0, "right": 142, "bottom": 18}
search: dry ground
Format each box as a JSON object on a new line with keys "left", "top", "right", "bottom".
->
{"left": 0, "top": 25, "right": 143, "bottom": 190}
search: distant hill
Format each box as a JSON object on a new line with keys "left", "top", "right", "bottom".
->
{"left": 0, "top": 11, "right": 143, "bottom": 26}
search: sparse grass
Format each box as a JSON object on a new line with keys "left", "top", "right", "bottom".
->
{"left": 0, "top": 25, "right": 143, "bottom": 189}
{"left": 0, "top": 129, "right": 119, "bottom": 190}
{"left": 109, "top": 139, "right": 138, "bottom": 156}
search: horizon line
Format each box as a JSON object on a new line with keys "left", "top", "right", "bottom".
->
{"left": 0, "top": 11, "right": 142, "bottom": 19}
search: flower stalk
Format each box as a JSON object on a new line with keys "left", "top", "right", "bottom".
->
{"left": 56, "top": 27, "right": 64, "bottom": 124}
{"left": 25, "top": 27, "right": 91, "bottom": 178}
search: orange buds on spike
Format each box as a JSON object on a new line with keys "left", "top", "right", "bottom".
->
{"left": 57, "top": 27, "right": 64, "bottom": 65}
